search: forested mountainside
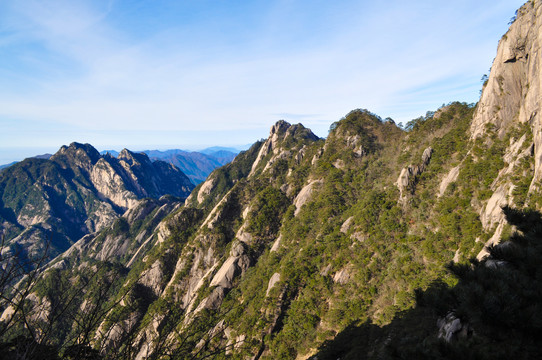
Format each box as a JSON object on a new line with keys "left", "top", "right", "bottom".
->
{"left": 2, "top": 1, "right": 542, "bottom": 359}
{"left": 0, "top": 142, "right": 194, "bottom": 267}
{"left": 0, "top": 155, "right": 52, "bottom": 173}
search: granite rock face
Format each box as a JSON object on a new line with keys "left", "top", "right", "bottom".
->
{"left": 249, "top": 120, "right": 319, "bottom": 177}
{"left": 0, "top": 142, "right": 194, "bottom": 265}
{"left": 466, "top": 2, "right": 542, "bottom": 257}
{"left": 471, "top": 1, "right": 542, "bottom": 189}
{"left": 396, "top": 147, "right": 433, "bottom": 201}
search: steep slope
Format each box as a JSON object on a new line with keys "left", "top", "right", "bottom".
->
{"left": 0, "top": 142, "right": 194, "bottom": 265}
{"left": 314, "top": 206, "right": 542, "bottom": 359}
{"left": 0, "top": 104, "right": 526, "bottom": 358}
{"left": 314, "top": 1, "right": 542, "bottom": 357}
{"left": 2, "top": 2, "right": 541, "bottom": 359}
{"left": 1, "top": 103, "right": 485, "bottom": 358}
{"left": 466, "top": 0, "right": 542, "bottom": 257}
{"left": 53, "top": 196, "right": 184, "bottom": 269}
{"left": 89, "top": 98, "right": 529, "bottom": 358}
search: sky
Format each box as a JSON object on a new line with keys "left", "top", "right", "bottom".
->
{"left": 0, "top": 0, "right": 527, "bottom": 164}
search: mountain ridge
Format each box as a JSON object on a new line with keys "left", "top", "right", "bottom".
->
{"left": 1, "top": 2, "right": 541, "bottom": 359}
{"left": 99, "top": 148, "right": 238, "bottom": 185}
{"left": 0, "top": 142, "right": 194, "bottom": 266}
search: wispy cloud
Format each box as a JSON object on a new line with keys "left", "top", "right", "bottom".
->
{"left": 0, "top": 0, "right": 526, "bottom": 162}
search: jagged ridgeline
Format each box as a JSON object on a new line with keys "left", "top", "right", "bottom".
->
{"left": 0, "top": 142, "right": 194, "bottom": 265}
{"left": 3, "top": 1, "right": 542, "bottom": 359}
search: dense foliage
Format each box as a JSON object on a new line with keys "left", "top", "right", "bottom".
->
{"left": 316, "top": 206, "right": 542, "bottom": 359}
{"left": 1, "top": 97, "right": 540, "bottom": 359}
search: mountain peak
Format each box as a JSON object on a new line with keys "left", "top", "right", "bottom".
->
{"left": 270, "top": 120, "right": 291, "bottom": 136}
{"left": 268, "top": 120, "right": 319, "bottom": 143}
{"left": 52, "top": 142, "right": 101, "bottom": 166}
{"left": 60, "top": 142, "right": 99, "bottom": 155}
{"left": 118, "top": 148, "right": 134, "bottom": 158}
{"left": 247, "top": 121, "right": 320, "bottom": 177}
{"left": 469, "top": 0, "right": 542, "bottom": 188}
{"left": 118, "top": 148, "right": 152, "bottom": 167}
{"left": 471, "top": 1, "right": 538, "bottom": 138}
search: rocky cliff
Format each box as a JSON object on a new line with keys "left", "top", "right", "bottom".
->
{"left": 3, "top": 2, "right": 542, "bottom": 359}
{"left": 0, "top": 142, "right": 194, "bottom": 265}
{"left": 467, "top": 0, "right": 542, "bottom": 257}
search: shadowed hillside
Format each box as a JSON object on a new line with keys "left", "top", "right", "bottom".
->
{"left": 315, "top": 206, "right": 542, "bottom": 360}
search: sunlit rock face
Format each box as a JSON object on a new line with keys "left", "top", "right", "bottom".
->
{"left": 0, "top": 142, "right": 194, "bottom": 265}
{"left": 471, "top": 2, "right": 542, "bottom": 188}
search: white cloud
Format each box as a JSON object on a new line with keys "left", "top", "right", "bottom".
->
{"left": 0, "top": 0, "right": 527, "bottom": 162}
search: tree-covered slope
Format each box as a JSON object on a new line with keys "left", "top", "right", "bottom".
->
{"left": 1, "top": 103, "right": 491, "bottom": 358}
{"left": 2, "top": 1, "right": 541, "bottom": 359}
{"left": 315, "top": 206, "right": 542, "bottom": 360}
{"left": 4, "top": 98, "right": 537, "bottom": 358}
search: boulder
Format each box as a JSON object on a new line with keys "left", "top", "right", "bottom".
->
{"left": 266, "top": 273, "right": 281, "bottom": 297}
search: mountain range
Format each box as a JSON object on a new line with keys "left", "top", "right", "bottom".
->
{"left": 1, "top": 1, "right": 542, "bottom": 359}
{"left": 141, "top": 148, "right": 237, "bottom": 185}
{"left": 0, "top": 142, "right": 194, "bottom": 266}
{"left": 1, "top": 148, "right": 238, "bottom": 186}
{"left": 100, "top": 148, "right": 237, "bottom": 185}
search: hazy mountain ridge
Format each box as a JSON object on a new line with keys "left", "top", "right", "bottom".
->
{"left": 2, "top": 1, "right": 542, "bottom": 359}
{"left": 145, "top": 149, "right": 237, "bottom": 185}
{"left": 0, "top": 154, "right": 52, "bottom": 173}
{"left": 1, "top": 148, "right": 237, "bottom": 186}
{"left": 99, "top": 148, "right": 238, "bottom": 185}
{"left": 0, "top": 162, "right": 17, "bottom": 173}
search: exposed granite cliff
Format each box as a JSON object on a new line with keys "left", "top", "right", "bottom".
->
{"left": 0, "top": 142, "right": 194, "bottom": 265}
{"left": 471, "top": 1, "right": 541, "bottom": 190}
{"left": 468, "top": 1, "right": 541, "bottom": 257}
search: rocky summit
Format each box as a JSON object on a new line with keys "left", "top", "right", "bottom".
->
{"left": 0, "top": 142, "right": 194, "bottom": 266}
{"left": 2, "top": 2, "right": 542, "bottom": 360}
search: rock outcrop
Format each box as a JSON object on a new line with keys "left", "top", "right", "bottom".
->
{"left": 470, "top": 1, "right": 542, "bottom": 190}
{"left": 438, "top": 166, "right": 460, "bottom": 197}
{"left": 466, "top": 2, "right": 542, "bottom": 257}
{"left": 396, "top": 147, "right": 433, "bottom": 201}
{"left": 437, "top": 312, "right": 471, "bottom": 343}
{"left": 266, "top": 273, "right": 281, "bottom": 296}
{"left": 293, "top": 179, "right": 323, "bottom": 216}
{"left": 249, "top": 120, "right": 319, "bottom": 177}
{"left": 209, "top": 242, "right": 251, "bottom": 289}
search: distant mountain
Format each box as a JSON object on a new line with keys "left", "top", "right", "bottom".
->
{"left": 0, "top": 154, "right": 52, "bottom": 173}
{"left": 0, "top": 142, "right": 194, "bottom": 266}
{"left": 101, "top": 149, "right": 119, "bottom": 157}
{"left": 146, "top": 149, "right": 237, "bottom": 185}
{"left": 99, "top": 148, "right": 237, "bottom": 185}
{"left": 203, "top": 149, "right": 238, "bottom": 164}
{"left": 199, "top": 146, "right": 240, "bottom": 155}
{"left": 0, "top": 162, "right": 17, "bottom": 172}
{"left": 34, "top": 153, "right": 52, "bottom": 160}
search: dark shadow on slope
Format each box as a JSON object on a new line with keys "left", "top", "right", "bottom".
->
{"left": 314, "top": 206, "right": 542, "bottom": 360}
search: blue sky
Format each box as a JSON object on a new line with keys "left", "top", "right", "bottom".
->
{"left": 0, "top": 0, "right": 526, "bottom": 163}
